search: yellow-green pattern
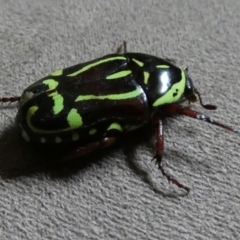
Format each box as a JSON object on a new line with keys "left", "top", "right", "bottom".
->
{"left": 48, "top": 91, "right": 64, "bottom": 114}
{"left": 26, "top": 106, "right": 83, "bottom": 134}
{"left": 144, "top": 71, "right": 150, "bottom": 84}
{"left": 152, "top": 70, "right": 186, "bottom": 106}
{"left": 132, "top": 58, "right": 144, "bottom": 67}
{"left": 156, "top": 65, "right": 170, "bottom": 69}
{"left": 67, "top": 108, "right": 83, "bottom": 129}
{"left": 43, "top": 79, "right": 59, "bottom": 90}
{"left": 107, "top": 122, "right": 123, "bottom": 132}
{"left": 51, "top": 69, "right": 63, "bottom": 76}
{"left": 67, "top": 56, "right": 126, "bottom": 77}
{"left": 75, "top": 88, "right": 143, "bottom": 102}
{"left": 106, "top": 70, "right": 132, "bottom": 80}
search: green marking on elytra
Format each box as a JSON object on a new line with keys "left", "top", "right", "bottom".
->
{"left": 20, "top": 91, "right": 34, "bottom": 105}
{"left": 26, "top": 106, "right": 82, "bottom": 134}
{"left": 27, "top": 106, "right": 38, "bottom": 117}
{"left": 75, "top": 88, "right": 142, "bottom": 102}
{"left": 72, "top": 132, "right": 79, "bottom": 141}
{"left": 43, "top": 79, "right": 59, "bottom": 90}
{"left": 107, "top": 123, "right": 123, "bottom": 132}
{"left": 22, "top": 130, "right": 30, "bottom": 142}
{"left": 51, "top": 69, "right": 63, "bottom": 76}
{"left": 48, "top": 91, "right": 64, "bottom": 114}
{"left": 41, "top": 137, "right": 46, "bottom": 143}
{"left": 125, "top": 124, "right": 142, "bottom": 132}
{"left": 55, "top": 136, "right": 62, "bottom": 143}
{"left": 106, "top": 70, "right": 132, "bottom": 80}
{"left": 67, "top": 108, "right": 83, "bottom": 129}
{"left": 67, "top": 56, "right": 127, "bottom": 77}
{"left": 19, "top": 124, "right": 30, "bottom": 142}
{"left": 132, "top": 58, "right": 144, "bottom": 67}
{"left": 42, "top": 80, "right": 62, "bottom": 114}
{"left": 89, "top": 129, "right": 97, "bottom": 135}
{"left": 26, "top": 105, "right": 39, "bottom": 132}
{"left": 156, "top": 65, "right": 170, "bottom": 69}
{"left": 152, "top": 70, "right": 186, "bottom": 107}
{"left": 143, "top": 71, "right": 150, "bottom": 84}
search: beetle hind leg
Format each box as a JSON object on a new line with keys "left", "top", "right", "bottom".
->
{"left": 0, "top": 96, "right": 20, "bottom": 103}
{"left": 63, "top": 136, "right": 117, "bottom": 161}
{"left": 152, "top": 115, "right": 190, "bottom": 193}
{"left": 116, "top": 41, "right": 127, "bottom": 54}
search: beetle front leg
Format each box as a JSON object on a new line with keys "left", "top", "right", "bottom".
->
{"left": 165, "top": 105, "right": 237, "bottom": 133}
{"left": 152, "top": 115, "right": 190, "bottom": 193}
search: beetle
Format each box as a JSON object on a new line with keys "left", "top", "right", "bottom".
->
{"left": 0, "top": 41, "right": 237, "bottom": 193}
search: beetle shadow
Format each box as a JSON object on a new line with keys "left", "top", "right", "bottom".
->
{"left": 0, "top": 124, "right": 112, "bottom": 179}
{"left": 0, "top": 121, "right": 192, "bottom": 198}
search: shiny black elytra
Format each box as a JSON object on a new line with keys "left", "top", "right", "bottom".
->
{"left": 0, "top": 41, "right": 237, "bottom": 193}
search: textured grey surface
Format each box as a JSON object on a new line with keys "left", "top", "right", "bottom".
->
{"left": 0, "top": 0, "right": 240, "bottom": 239}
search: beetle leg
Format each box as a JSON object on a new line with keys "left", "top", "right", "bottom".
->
{"left": 63, "top": 137, "right": 117, "bottom": 161}
{"left": 0, "top": 97, "right": 20, "bottom": 103}
{"left": 165, "top": 105, "right": 237, "bottom": 133}
{"left": 152, "top": 115, "right": 190, "bottom": 193}
{"left": 116, "top": 41, "right": 127, "bottom": 54}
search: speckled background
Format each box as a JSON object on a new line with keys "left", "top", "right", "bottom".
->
{"left": 0, "top": 0, "right": 240, "bottom": 239}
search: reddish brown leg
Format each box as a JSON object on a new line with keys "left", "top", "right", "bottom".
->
{"left": 165, "top": 105, "right": 237, "bottom": 133}
{"left": 0, "top": 97, "right": 20, "bottom": 103}
{"left": 152, "top": 115, "right": 190, "bottom": 193}
{"left": 63, "top": 137, "right": 117, "bottom": 161}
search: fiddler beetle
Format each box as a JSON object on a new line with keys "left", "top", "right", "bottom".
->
{"left": 0, "top": 41, "right": 237, "bottom": 193}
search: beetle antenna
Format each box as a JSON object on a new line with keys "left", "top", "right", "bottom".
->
{"left": 194, "top": 89, "right": 217, "bottom": 110}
